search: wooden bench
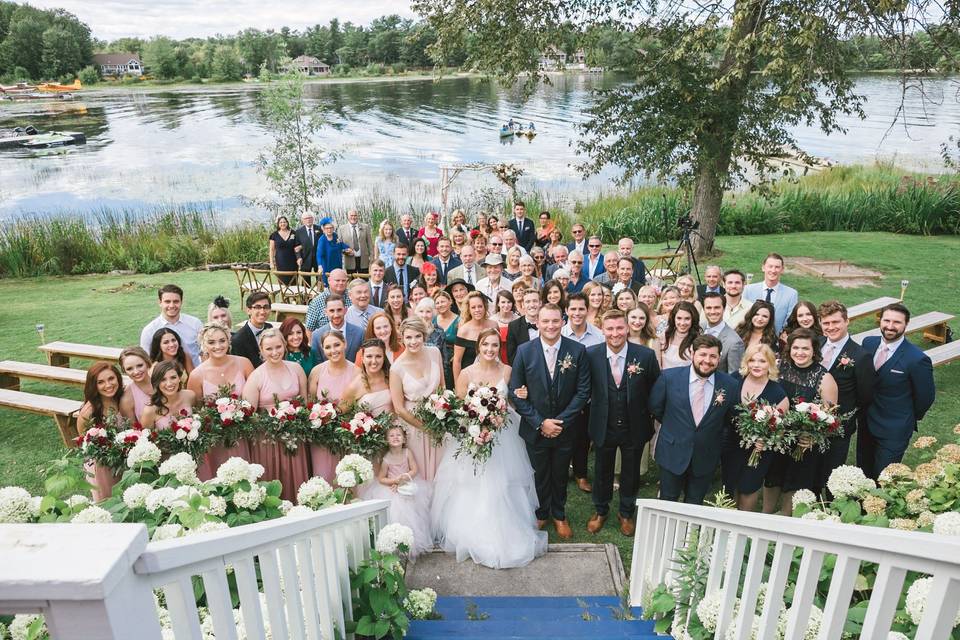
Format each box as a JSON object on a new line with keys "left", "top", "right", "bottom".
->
{"left": 38, "top": 341, "right": 123, "bottom": 368}
{"left": 853, "top": 311, "right": 954, "bottom": 344}
{"left": 0, "top": 388, "right": 83, "bottom": 446}
{"left": 847, "top": 296, "right": 901, "bottom": 322}
{"left": 0, "top": 360, "right": 130, "bottom": 390}
{"left": 927, "top": 341, "right": 960, "bottom": 367}
{"left": 272, "top": 302, "right": 308, "bottom": 323}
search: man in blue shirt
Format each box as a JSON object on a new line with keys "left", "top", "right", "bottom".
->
{"left": 742, "top": 253, "right": 798, "bottom": 334}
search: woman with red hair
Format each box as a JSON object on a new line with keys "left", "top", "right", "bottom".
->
{"left": 77, "top": 362, "right": 125, "bottom": 500}
{"left": 418, "top": 262, "right": 442, "bottom": 298}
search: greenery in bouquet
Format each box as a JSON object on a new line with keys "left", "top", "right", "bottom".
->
{"left": 783, "top": 399, "right": 845, "bottom": 461}
{"left": 152, "top": 408, "right": 215, "bottom": 461}
{"left": 71, "top": 414, "right": 153, "bottom": 474}
{"left": 414, "top": 389, "right": 461, "bottom": 447}
{"left": 452, "top": 382, "right": 508, "bottom": 469}
{"left": 734, "top": 399, "right": 792, "bottom": 467}
{"left": 260, "top": 396, "right": 311, "bottom": 453}
{"left": 338, "top": 403, "right": 392, "bottom": 458}
{"left": 302, "top": 395, "right": 344, "bottom": 449}
{"left": 200, "top": 385, "right": 257, "bottom": 447}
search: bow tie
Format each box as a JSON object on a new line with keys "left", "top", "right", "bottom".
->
{"left": 527, "top": 322, "right": 537, "bottom": 330}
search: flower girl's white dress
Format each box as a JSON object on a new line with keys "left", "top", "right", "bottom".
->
{"left": 429, "top": 380, "right": 548, "bottom": 569}
{"left": 363, "top": 455, "right": 433, "bottom": 558}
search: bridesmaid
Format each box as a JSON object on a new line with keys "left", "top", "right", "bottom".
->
{"left": 342, "top": 338, "right": 395, "bottom": 416}
{"left": 307, "top": 330, "right": 357, "bottom": 483}
{"left": 77, "top": 362, "right": 125, "bottom": 500}
{"left": 187, "top": 323, "right": 254, "bottom": 480}
{"left": 150, "top": 327, "right": 194, "bottom": 376}
{"left": 141, "top": 361, "right": 196, "bottom": 432}
{"left": 390, "top": 318, "right": 446, "bottom": 481}
{"left": 356, "top": 312, "right": 404, "bottom": 366}
{"left": 243, "top": 329, "right": 310, "bottom": 502}
{"left": 627, "top": 303, "right": 658, "bottom": 349}
{"left": 118, "top": 347, "right": 153, "bottom": 423}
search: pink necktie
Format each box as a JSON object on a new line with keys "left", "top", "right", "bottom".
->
{"left": 874, "top": 344, "right": 890, "bottom": 369}
{"left": 822, "top": 342, "right": 836, "bottom": 368}
{"left": 692, "top": 378, "right": 706, "bottom": 425}
{"left": 610, "top": 355, "right": 622, "bottom": 386}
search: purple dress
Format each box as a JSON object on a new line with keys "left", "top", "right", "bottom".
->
{"left": 309, "top": 361, "right": 357, "bottom": 484}
{"left": 248, "top": 361, "right": 310, "bottom": 501}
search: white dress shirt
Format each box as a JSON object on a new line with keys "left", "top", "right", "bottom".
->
{"left": 703, "top": 321, "right": 727, "bottom": 338}
{"left": 140, "top": 313, "right": 203, "bottom": 366}
{"left": 875, "top": 335, "right": 905, "bottom": 368}
{"left": 476, "top": 276, "right": 509, "bottom": 301}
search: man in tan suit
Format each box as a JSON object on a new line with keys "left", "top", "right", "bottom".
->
{"left": 337, "top": 209, "right": 373, "bottom": 275}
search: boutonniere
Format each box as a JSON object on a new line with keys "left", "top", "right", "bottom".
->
{"left": 837, "top": 354, "right": 855, "bottom": 370}
{"left": 626, "top": 359, "right": 644, "bottom": 377}
{"left": 713, "top": 389, "right": 726, "bottom": 406}
{"left": 558, "top": 353, "right": 575, "bottom": 374}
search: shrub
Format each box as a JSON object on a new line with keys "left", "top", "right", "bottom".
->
{"left": 77, "top": 65, "right": 100, "bottom": 85}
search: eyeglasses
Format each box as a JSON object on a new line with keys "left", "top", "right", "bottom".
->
{"left": 250, "top": 305, "right": 271, "bottom": 311}
{"left": 490, "top": 242, "right": 502, "bottom": 246}
{"left": 572, "top": 229, "right": 585, "bottom": 234}
{"left": 569, "top": 260, "right": 583, "bottom": 265}
{"left": 588, "top": 244, "right": 601, "bottom": 248}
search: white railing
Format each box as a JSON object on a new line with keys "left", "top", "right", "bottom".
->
{"left": 0, "top": 499, "right": 389, "bottom": 640}
{"left": 629, "top": 499, "right": 960, "bottom": 640}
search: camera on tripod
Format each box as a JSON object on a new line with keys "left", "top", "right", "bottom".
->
{"left": 676, "top": 213, "right": 699, "bottom": 231}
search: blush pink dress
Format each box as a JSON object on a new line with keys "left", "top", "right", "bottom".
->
{"left": 309, "top": 361, "right": 357, "bottom": 484}
{"left": 397, "top": 349, "right": 444, "bottom": 482}
{"left": 197, "top": 372, "right": 250, "bottom": 481}
{"left": 130, "top": 384, "right": 151, "bottom": 423}
{"left": 249, "top": 361, "right": 310, "bottom": 501}
{"left": 359, "top": 388, "right": 393, "bottom": 416}
{"left": 85, "top": 406, "right": 122, "bottom": 502}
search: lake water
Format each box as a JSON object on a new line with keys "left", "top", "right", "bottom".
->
{"left": 0, "top": 73, "right": 957, "bottom": 222}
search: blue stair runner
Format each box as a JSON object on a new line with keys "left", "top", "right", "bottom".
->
{"left": 407, "top": 596, "right": 665, "bottom": 639}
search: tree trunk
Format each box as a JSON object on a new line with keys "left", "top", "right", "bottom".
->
{"left": 689, "top": 160, "right": 725, "bottom": 256}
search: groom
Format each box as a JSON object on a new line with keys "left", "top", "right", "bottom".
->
{"left": 510, "top": 303, "right": 591, "bottom": 539}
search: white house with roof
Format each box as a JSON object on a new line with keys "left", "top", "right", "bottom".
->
{"left": 284, "top": 55, "right": 331, "bottom": 76}
{"left": 92, "top": 53, "right": 143, "bottom": 77}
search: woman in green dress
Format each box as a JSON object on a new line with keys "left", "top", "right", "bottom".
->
{"left": 280, "top": 317, "right": 316, "bottom": 377}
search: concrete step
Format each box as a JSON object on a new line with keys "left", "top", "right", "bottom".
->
{"left": 435, "top": 595, "right": 626, "bottom": 608}
{"left": 407, "top": 619, "right": 661, "bottom": 638}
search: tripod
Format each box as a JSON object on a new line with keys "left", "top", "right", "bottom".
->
{"left": 673, "top": 224, "right": 703, "bottom": 284}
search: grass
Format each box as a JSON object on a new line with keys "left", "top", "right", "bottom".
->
{"left": 0, "top": 231, "right": 958, "bottom": 571}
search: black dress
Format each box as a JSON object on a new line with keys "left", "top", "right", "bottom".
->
{"left": 722, "top": 374, "right": 788, "bottom": 495}
{"left": 765, "top": 361, "right": 828, "bottom": 492}
{"left": 270, "top": 231, "right": 301, "bottom": 284}
{"left": 455, "top": 335, "right": 477, "bottom": 372}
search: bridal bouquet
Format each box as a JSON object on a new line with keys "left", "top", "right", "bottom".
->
{"left": 453, "top": 383, "right": 508, "bottom": 469}
{"left": 72, "top": 415, "right": 152, "bottom": 473}
{"left": 414, "top": 389, "right": 462, "bottom": 446}
{"left": 785, "top": 399, "right": 845, "bottom": 461}
{"left": 154, "top": 409, "right": 211, "bottom": 460}
{"left": 302, "top": 395, "right": 344, "bottom": 451}
{"left": 264, "top": 397, "right": 310, "bottom": 453}
{"left": 338, "top": 403, "right": 391, "bottom": 458}
{"left": 734, "top": 400, "right": 792, "bottom": 467}
{"left": 201, "top": 386, "right": 256, "bottom": 447}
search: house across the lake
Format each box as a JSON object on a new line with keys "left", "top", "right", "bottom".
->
{"left": 92, "top": 53, "right": 143, "bottom": 77}
{"left": 284, "top": 55, "right": 331, "bottom": 76}
{"left": 538, "top": 47, "right": 589, "bottom": 71}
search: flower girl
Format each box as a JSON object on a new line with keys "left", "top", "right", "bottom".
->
{"left": 364, "top": 425, "right": 433, "bottom": 557}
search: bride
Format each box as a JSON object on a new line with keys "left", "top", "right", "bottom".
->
{"left": 430, "top": 327, "right": 548, "bottom": 569}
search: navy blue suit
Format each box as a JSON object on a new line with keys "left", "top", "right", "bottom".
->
{"left": 430, "top": 255, "right": 462, "bottom": 285}
{"left": 649, "top": 366, "right": 739, "bottom": 504}
{"left": 509, "top": 216, "right": 537, "bottom": 251}
{"left": 859, "top": 336, "right": 935, "bottom": 479}
{"left": 310, "top": 322, "right": 364, "bottom": 365}
{"left": 509, "top": 337, "right": 591, "bottom": 520}
{"left": 587, "top": 342, "right": 660, "bottom": 518}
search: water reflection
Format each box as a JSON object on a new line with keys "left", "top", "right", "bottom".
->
{"left": 0, "top": 74, "right": 957, "bottom": 221}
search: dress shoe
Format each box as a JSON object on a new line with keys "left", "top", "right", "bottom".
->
{"left": 617, "top": 514, "right": 636, "bottom": 536}
{"left": 554, "top": 519, "right": 573, "bottom": 540}
{"left": 576, "top": 477, "right": 593, "bottom": 493}
{"left": 536, "top": 519, "right": 548, "bottom": 530}
{"left": 586, "top": 513, "right": 607, "bottom": 534}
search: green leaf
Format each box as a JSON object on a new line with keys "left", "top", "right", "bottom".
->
{"left": 374, "top": 619, "right": 391, "bottom": 638}
{"left": 654, "top": 616, "right": 673, "bottom": 633}
{"left": 370, "top": 588, "right": 390, "bottom": 616}
{"left": 356, "top": 616, "right": 377, "bottom": 636}
{"left": 39, "top": 495, "right": 56, "bottom": 513}
{"left": 265, "top": 480, "right": 282, "bottom": 497}
{"left": 840, "top": 500, "right": 862, "bottom": 523}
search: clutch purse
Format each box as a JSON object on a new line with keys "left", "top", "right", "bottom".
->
{"left": 397, "top": 482, "right": 418, "bottom": 497}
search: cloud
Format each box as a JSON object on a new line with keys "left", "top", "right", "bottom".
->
{"left": 27, "top": 0, "right": 418, "bottom": 41}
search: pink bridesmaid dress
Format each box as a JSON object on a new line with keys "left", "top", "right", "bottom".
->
{"left": 130, "top": 384, "right": 151, "bottom": 424}
{"left": 360, "top": 388, "right": 393, "bottom": 417}
{"left": 309, "top": 361, "right": 357, "bottom": 484}
{"left": 86, "top": 409, "right": 122, "bottom": 502}
{"left": 196, "top": 373, "right": 250, "bottom": 481}
{"left": 398, "top": 350, "right": 444, "bottom": 482}
{"left": 248, "top": 361, "right": 310, "bottom": 501}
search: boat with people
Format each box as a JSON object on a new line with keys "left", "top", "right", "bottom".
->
{"left": 0, "top": 126, "right": 87, "bottom": 150}
{"left": 500, "top": 119, "right": 537, "bottom": 139}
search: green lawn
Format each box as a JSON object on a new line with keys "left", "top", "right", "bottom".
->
{"left": 0, "top": 231, "right": 957, "bottom": 570}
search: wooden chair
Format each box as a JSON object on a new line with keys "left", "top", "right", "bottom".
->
{"left": 300, "top": 270, "right": 325, "bottom": 301}
{"left": 231, "top": 265, "right": 255, "bottom": 302}
{"left": 273, "top": 270, "right": 306, "bottom": 304}
{"left": 247, "top": 268, "right": 279, "bottom": 301}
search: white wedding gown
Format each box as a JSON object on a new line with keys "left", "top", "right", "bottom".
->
{"left": 430, "top": 380, "right": 548, "bottom": 569}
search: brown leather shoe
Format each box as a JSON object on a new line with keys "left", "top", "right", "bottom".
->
{"left": 554, "top": 519, "right": 573, "bottom": 540}
{"left": 576, "top": 477, "right": 593, "bottom": 493}
{"left": 617, "top": 514, "right": 636, "bottom": 536}
{"left": 586, "top": 513, "right": 607, "bottom": 534}
{"left": 536, "top": 519, "right": 548, "bottom": 530}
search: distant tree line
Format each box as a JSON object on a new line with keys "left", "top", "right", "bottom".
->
{"left": 1, "top": 0, "right": 957, "bottom": 84}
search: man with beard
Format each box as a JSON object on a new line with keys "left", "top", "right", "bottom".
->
{"left": 649, "top": 334, "right": 739, "bottom": 504}
{"left": 859, "top": 303, "right": 935, "bottom": 479}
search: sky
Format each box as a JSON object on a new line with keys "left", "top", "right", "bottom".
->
{"left": 25, "top": 0, "right": 418, "bottom": 41}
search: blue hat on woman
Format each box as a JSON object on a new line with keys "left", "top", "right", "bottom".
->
{"left": 318, "top": 216, "right": 334, "bottom": 227}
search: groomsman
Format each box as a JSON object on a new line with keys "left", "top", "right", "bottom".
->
{"left": 562, "top": 293, "right": 604, "bottom": 493}
{"left": 743, "top": 253, "right": 798, "bottom": 334}
{"left": 506, "top": 288, "right": 541, "bottom": 363}
{"left": 649, "top": 335, "right": 739, "bottom": 504}
{"left": 701, "top": 292, "right": 745, "bottom": 373}
{"left": 338, "top": 210, "right": 373, "bottom": 275}
{"left": 368, "top": 260, "right": 388, "bottom": 308}
{"left": 816, "top": 300, "right": 875, "bottom": 492}
{"left": 294, "top": 213, "right": 322, "bottom": 280}
{"left": 231, "top": 292, "right": 274, "bottom": 368}
{"left": 384, "top": 244, "right": 419, "bottom": 300}
{"left": 508, "top": 201, "right": 536, "bottom": 251}
{"left": 859, "top": 303, "right": 936, "bottom": 479}
{"left": 510, "top": 304, "right": 591, "bottom": 539}
{"left": 586, "top": 310, "right": 660, "bottom": 536}
{"left": 430, "top": 237, "right": 462, "bottom": 284}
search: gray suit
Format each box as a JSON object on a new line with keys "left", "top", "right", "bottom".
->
{"left": 447, "top": 263, "right": 486, "bottom": 285}
{"left": 337, "top": 222, "right": 374, "bottom": 272}
{"left": 710, "top": 324, "right": 746, "bottom": 374}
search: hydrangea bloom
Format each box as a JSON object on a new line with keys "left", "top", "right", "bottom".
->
{"left": 216, "top": 457, "right": 254, "bottom": 485}
{"left": 159, "top": 453, "right": 200, "bottom": 485}
{"left": 145, "top": 487, "right": 180, "bottom": 513}
{"left": 906, "top": 576, "right": 960, "bottom": 626}
{"left": 936, "top": 443, "right": 960, "bottom": 464}
{"left": 826, "top": 465, "right": 875, "bottom": 499}
{"left": 152, "top": 523, "right": 185, "bottom": 541}
{"left": 297, "top": 477, "right": 334, "bottom": 509}
{"left": 0, "top": 487, "right": 36, "bottom": 523}
{"left": 376, "top": 523, "right": 414, "bottom": 554}
{"left": 877, "top": 463, "right": 914, "bottom": 487}
{"left": 122, "top": 483, "right": 154, "bottom": 509}
{"left": 10, "top": 614, "right": 46, "bottom": 640}
{"left": 232, "top": 485, "right": 267, "bottom": 510}
{"left": 65, "top": 494, "right": 91, "bottom": 509}
{"left": 777, "top": 604, "right": 822, "bottom": 640}
{"left": 917, "top": 511, "right": 937, "bottom": 528}
{"left": 905, "top": 489, "right": 930, "bottom": 515}
{"left": 335, "top": 454, "right": 374, "bottom": 486}
{"left": 800, "top": 511, "right": 841, "bottom": 523}
{"left": 285, "top": 505, "right": 316, "bottom": 518}
{"left": 932, "top": 512, "right": 960, "bottom": 536}
{"left": 189, "top": 521, "right": 230, "bottom": 536}
{"left": 791, "top": 489, "right": 817, "bottom": 509}
{"left": 914, "top": 461, "right": 945, "bottom": 488}
{"left": 127, "top": 440, "right": 162, "bottom": 468}
{"left": 336, "top": 471, "right": 357, "bottom": 488}
{"left": 861, "top": 494, "right": 887, "bottom": 516}
{"left": 279, "top": 500, "right": 294, "bottom": 515}
{"left": 889, "top": 518, "right": 918, "bottom": 531}
{"left": 696, "top": 591, "right": 723, "bottom": 632}
{"left": 71, "top": 505, "right": 113, "bottom": 523}
{"left": 203, "top": 495, "right": 228, "bottom": 517}
{"left": 404, "top": 588, "right": 437, "bottom": 619}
